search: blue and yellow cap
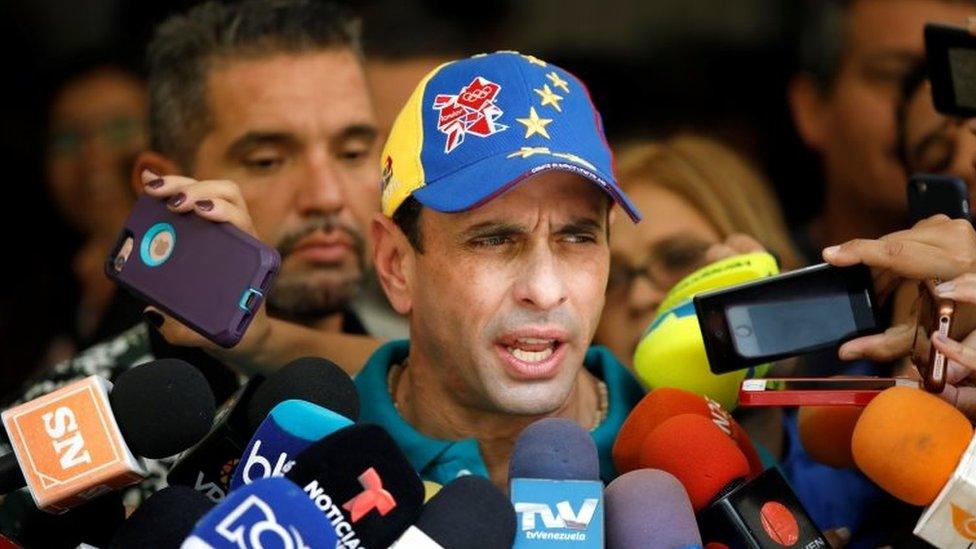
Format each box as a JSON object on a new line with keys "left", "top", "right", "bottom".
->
{"left": 380, "top": 51, "right": 642, "bottom": 222}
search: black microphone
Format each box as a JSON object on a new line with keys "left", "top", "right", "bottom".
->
{"left": 166, "top": 356, "right": 359, "bottom": 503}
{"left": 392, "top": 475, "right": 516, "bottom": 549}
{"left": 107, "top": 485, "right": 214, "bottom": 549}
{"left": 0, "top": 490, "right": 125, "bottom": 549}
{"left": 285, "top": 423, "right": 424, "bottom": 548}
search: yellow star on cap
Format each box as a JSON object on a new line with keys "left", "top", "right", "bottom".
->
{"left": 522, "top": 54, "right": 548, "bottom": 67}
{"left": 507, "top": 146, "right": 551, "bottom": 159}
{"left": 516, "top": 107, "right": 553, "bottom": 139}
{"left": 534, "top": 84, "right": 563, "bottom": 112}
{"left": 546, "top": 71, "right": 570, "bottom": 93}
{"left": 552, "top": 152, "right": 597, "bottom": 171}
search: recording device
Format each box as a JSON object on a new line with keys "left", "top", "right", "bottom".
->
{"left": 0, "top": 359, "right": 215, "bottom": 512}
{"left": 925, "top": 23, "right": 976, "bottom": 118}
{"left": 907, "top": 173, "right": 970, "bottom": 225}
{"left": 850, "top": 386, "right": 976, "bottom": 546}
{"left": 738, "top": 377, "right": 917, "bottom": 407}
{"left": 695, "top": 263, "right": 880, "bottom": 373}
{"left": 167, "top": 357, "right": 358, "bottom": 503}
{"left": 797, "top": 405, "right": 864, "bottom": 469}
{"left": 107, "top": 486, "right": 214, "bottom": 549}
{"left": 391, "top": 475, "right": 516, "bottom": 549}
{"left": 911, "top": 279, "right": 971, "bottom": 393}
{"left": 229, "top": 399, "right": 353, "bottom": 490}
{"left": 106, "top": 194, "right": 280, "bottom": 348}
{"left": 509, "top": 418, "right": 604, "bottom": 548}
{"left": 285, "top": 423, "right": 425, "bottom": 548}
{"left": 612, "top": 388, "right": 763, "bottom": 479}
{"left": 639, "top": 414, "right": 828, "bottom": 548}
{"left": 182, "top": 477, "right": 337, "bottom": 548}
{"left": 634, "top": 252, "right": 780, "bottom": 410}
{"left": 604, "top": 469, "right": 702, "bottom": 549}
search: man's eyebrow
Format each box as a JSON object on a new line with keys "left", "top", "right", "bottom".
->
{"left": 335, "top": 124, "right": 379, "bottom": 143}
{"left": 225, "top": 131, "right": 299, "bottom": 159}
{"left": 556, "top": 217, "right": 605, "bottom": 234}
{"left": 459, "top": 221, "right": 527, "bottom": 240}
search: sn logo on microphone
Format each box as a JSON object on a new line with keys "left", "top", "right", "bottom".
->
{"left": 42, "top": 406, "right": 92, "bottom": 470}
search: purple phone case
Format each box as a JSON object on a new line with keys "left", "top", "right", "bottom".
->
{"left": 106, "top": 194, "right": 280, "bottom": 348}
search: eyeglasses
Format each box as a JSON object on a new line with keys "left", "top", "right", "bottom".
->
{"left": 606, "top": 238, "right": 712, "bottom": 300}
{"left": 48, "top": 116, "right": 146, "bottom": 158}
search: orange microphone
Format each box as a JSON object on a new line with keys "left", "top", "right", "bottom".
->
{"left": 612, "top": 387, "right": 763, "bottom": 477}
{"left": 797, "top": 405, "right": 864, "bottom": 469}
{"left": 852, "top": 386, "right": 972, "bottom": 506}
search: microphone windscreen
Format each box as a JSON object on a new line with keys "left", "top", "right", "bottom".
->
{"left": 637, "top": 414, "right": 750, "bottom": 511}
{"left": 417, "top": 475, "right": 516, "bottom": 549}
{"left": 107, "top": 486, "right": 213, "bottom": 549}
{"left": 509, "top": 418, "right": 599, "bottom": 481}
{"left": 798, "top": 405, "right": 862, "bottom": 469}
{"left": 852, "top": 386, "right": 973, "bottom": 505}
{"left": 605, "top": 469, "right": 702, "bottom": 549}
{"left": 3, "top": 490, "right": 125, "bottom": 549}
{"left": 109, "top": 358, "right": 216, "bottom": 459}
{"left": 613, "top": 388, "right": 762, "bottom": 477}
{"left": 186, "top": 477, "right": 337, "bottom": 548}
{"left": 286, "top": 423, "right": 424, "bottom": 548}
{"left": 246, "top": 356, "right": 359, "bottom": 429}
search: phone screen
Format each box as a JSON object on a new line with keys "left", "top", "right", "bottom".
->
{"left": 727, "top": 293, "right": 857, "bottom": 358}
{"left": 949, "top": 47, "right": 976, "bottom": 109}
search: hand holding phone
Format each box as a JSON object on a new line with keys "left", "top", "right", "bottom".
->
{"left": 912, "top": 279, "right": 961, "bottom": 393}
{"left": 907, "top": 173, "right": 971, "bottom": 225}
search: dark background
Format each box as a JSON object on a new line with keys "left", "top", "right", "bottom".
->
{"left": 0, "top": 0, "right": 822, "bottom": 391}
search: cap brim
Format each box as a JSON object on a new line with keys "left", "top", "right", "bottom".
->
{"left": 410, "top": 150, "right": 642, "bottom": 223}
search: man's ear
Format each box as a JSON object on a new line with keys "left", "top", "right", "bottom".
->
{"left": 371, "top": 213, "right": 414, "bottom": 315}
{"left": 131, "top": 151, "right": 180, "bottom": 195}
{"left": 788, "top": 73, "right": 830, "bottom": 151}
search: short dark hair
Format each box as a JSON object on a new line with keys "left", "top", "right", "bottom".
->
{"left": 146, "top": 0, "right": 362, "bottom": 169}
{"left": 392, "top": 195, "right": 425, "bottom": 253}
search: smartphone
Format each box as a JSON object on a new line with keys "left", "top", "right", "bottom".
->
{"left": 911, "top": 279, "right": 957, "bottom": 393}
{"left": 738, "top": 377, "right": 918, "bottom": 407}
{"left": 925, "top": 23, "right": 976, "bottom": 118}
{"left": 694, "top": 263, "right": 881, "bottom": 374}
{"left": 106, "top": 194, "right": 280, "bottom": 348}
{"left": 907, "top": 173, "right": 970, "bottom": 224}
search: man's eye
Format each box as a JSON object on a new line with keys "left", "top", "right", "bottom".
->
{"left": 473, "top": 235, "right": 512, "bottom": 247}
{"left": 563, "top": 233, "right": 597, "bottom": 244}
{"left": 243, "top": 154, "right": 285, "bottom": 172}
{"left": 338, "top": 147, "right": 369, "bottom": 162}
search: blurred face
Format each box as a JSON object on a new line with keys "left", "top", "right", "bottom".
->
{"left": 46, "top": 68, "right": 147, "bottom": 235}
{"left": 193, "top": 50, "right": 379, "bottom": 321}
{"left": 407, "top": 172, "right": 610, "bottom": 415}
{"left": 811, "top": 0, "right": 971, "bottom": 216}
{"left": 902, "top": 81, "right": 976, "bottom": 199}
{"left": 595, "top": 184, "right": 721, "bottom": 366}
{"left": 365, "top": 56, "right": 452, "bottom": 140}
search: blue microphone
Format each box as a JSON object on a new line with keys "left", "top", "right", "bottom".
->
{"left": 182, "top": 477, "right": 337, "bottom": 548}
{"left": 509, "top": 419, "right": 604, "bottom": 548}
{"left": 230, "top": 399, "right": 353, "bottom": 490}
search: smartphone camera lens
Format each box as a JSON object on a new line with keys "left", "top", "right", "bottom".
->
{"left": 917, "top": 181, "right": 928, "bottom": 193}
{"left": 112, "top": 254, "right": 125, "bottom": 272}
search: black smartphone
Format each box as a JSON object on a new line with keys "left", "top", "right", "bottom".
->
{"left": 694, "top": 263, "right": 881, "bottom": 374}
{"left": 925, "top": 23, "right": 976, "bottom": 118}
{"left": 907, "top": 173, "right": 970, "bottom": 224}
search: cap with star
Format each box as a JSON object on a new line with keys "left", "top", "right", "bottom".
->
{"left": 379, "top": 51, "right": 642, "bottom": 222}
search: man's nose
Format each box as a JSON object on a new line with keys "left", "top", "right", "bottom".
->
{"left": 295, "top": 155, "right": 345, "bottom": 216}
{"left": 513, "top": 247, "right": 569, "bottom": 312}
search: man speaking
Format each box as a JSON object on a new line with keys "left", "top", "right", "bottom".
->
{"left": 357, "top": 51, "right": 645, "bottom": 489}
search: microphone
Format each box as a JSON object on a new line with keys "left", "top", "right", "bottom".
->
{"left": 107, "top": 486, "right": 214, "bottom": 549}
{"left": 285, "top": 423, "right": 424, "bottom": 548}
{"left": 391, "top": 475, "right": 516, "bottom": 549}
{"left": 632, "top": 252, "right": 779, "bottom": 411}
{"left": 229, "top": 399, "right": 353, "bottom": 490}
{"left": 639, "top": 414, "right": 828, "bottom": 548}
{"left": 612, "top": 388, "right": 763, "bottom": 478}
{"left": 604, "top": 469, "right": 702, "bottom": 549}
{"left": 797, "top": 405, "right": 863, "bottom": 469}
{"left": 509, "top": 418, "right": 604, "bottom": 548}
{"left": 1, "top": 359, "right": 215, "bottom": 512}
{"left": 0, "top": 490, "right": 125, "bottom": 549}
{"left": 167, "top": 356, "right": 359, "bottom": 503}
{"left": 182, "top": 477, "right": 337, "bottom": 548}
{"left": 849, "top": 387, "right": 976, "bottom": 546}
